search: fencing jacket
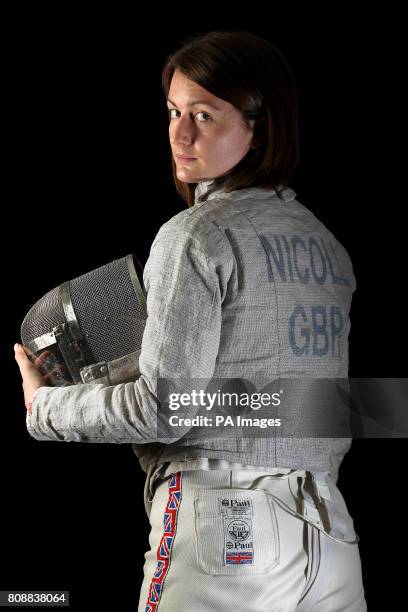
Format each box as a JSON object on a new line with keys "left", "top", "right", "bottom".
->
{"left": 26, "top": 180, "right": 356, "bottom": 488}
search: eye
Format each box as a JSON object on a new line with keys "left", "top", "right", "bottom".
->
{"left": 167, "top": 109, "right": 212, "bottom": 122}
{"left": 195, "top": 111, "right": 212, "bottom": 122}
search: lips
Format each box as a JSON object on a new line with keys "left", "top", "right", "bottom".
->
{"left": 176, "top": 155, "right": 197, "bottom": 160}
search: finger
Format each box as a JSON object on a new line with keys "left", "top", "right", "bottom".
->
{"left": 14, "top": 345, "right": 41, "bottom": 381}
{"left": 43, "top": 366, "right": 68, "bottom": 384}
{"left": 34, "top": 350, "right": 56, "bottom": 370}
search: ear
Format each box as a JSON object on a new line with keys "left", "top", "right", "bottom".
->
{"left": 249, "top": 114, "right": 266, "bottom": 149}
{"left": 248, "top": 119, "right": 260, "bottom": 149}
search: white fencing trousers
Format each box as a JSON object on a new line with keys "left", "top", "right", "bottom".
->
{"left": 138, "top": 469, "right": 367, "bottom": 611}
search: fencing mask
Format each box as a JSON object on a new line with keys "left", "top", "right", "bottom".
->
{"left": 20, "top": 254, "right": 147, "bottom": 387}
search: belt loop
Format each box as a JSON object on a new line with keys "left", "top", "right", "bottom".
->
{"left": 309, "top": 472, "right": 359, "bottom": 543}
{"left": 146, "top": 465, "right": 166, "bottom": 504}
{"left": 311, "top": 471, "right": 332, "bottom": 503}
{"left": 300, "top": 472, "right": 325, "bottom": 530}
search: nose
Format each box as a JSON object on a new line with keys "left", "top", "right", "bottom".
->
{"left": 170, "top": 112, "right": 196, "bottom": 146}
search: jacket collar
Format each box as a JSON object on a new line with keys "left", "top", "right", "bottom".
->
{"left": 194, "top": 179, "right": 296, "bottom": 205}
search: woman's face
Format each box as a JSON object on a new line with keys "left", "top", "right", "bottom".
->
{"left": 167, "top": 69, "right": 256, "bottom": 183}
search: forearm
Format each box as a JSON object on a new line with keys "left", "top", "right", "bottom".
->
{"left": 25, "top": 376, "right": 159, "bottom": 443}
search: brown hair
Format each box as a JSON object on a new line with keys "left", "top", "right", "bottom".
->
{"left": 161, "top": 30, "right": 301, "bottom": 208}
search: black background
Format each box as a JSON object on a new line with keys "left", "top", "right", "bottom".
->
{"left": 2, "top": 7, "right": 405, "bottom": 610}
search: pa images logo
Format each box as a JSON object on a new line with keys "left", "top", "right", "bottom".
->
{"left": 227, "top": 519, "right": 251, "bottom": 542}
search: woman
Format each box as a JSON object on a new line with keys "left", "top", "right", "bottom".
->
{"left": 15, "top": 30, "right": 367, "bottom": 610}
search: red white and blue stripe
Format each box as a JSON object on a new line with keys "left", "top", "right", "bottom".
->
{"left": 144, "top": 472, "right": 182, "bottom": 611}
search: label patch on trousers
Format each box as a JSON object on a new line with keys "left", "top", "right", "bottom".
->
{"left": 218, "top": 498, "right": 254, "bottom": 565}
{"left": 218, "top": 497, "right": 254, "bottom": 518}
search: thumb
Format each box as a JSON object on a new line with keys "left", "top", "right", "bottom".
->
{"left": 14, "top": 343, "right": 32, "bottom": 369}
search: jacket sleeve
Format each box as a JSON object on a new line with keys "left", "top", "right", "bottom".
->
{"left": 25, "top": 227, "right": 224, "bottom": 443}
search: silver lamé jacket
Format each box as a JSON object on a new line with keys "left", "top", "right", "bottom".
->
{"left": 26, "top": 180, "right": 357, "bottom": 490}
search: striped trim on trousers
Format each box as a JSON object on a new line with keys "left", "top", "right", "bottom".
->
{"left": 144, "top": 472, "right": 182, "bottom": 611}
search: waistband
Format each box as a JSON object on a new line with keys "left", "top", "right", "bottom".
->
{"left": 161, "top": 459, "right": 297, "bottom": 478}
{"left": 145, "top": 465, "right": 359, "bottom": 545}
